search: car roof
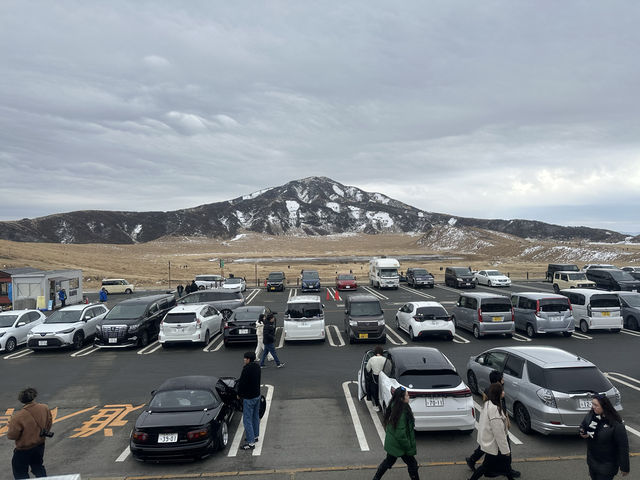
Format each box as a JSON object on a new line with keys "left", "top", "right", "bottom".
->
{"left": 102, "top": 278, "right": 126, "bottom": 281}
{"left": 347, "top": 294, "right": 380, "bottom": 303}
{"left": 388, "top": 347, "right": 452, "bottom": 373}
{"left": 288, "top": 295, "right": 321, "bottom": 303}
{"left": 407, "top": 301, "right": 445, "bottom": 308}
{"left": 511, "top": 292, "right": 568, "bottom": 300}
{"left": 460, "top": 292, "right": 510, "bottom": 299}
{"left": 561, "top": 288, "right": 619, "bottom": 296}
{"left": 614, "top": 291, "right": 640, "bottom": 298}
{"left": 555, "top": 270, "right": 587, "bottom": 274}
{"left": 167, "top": 304, "right": 206, "bottom": 313}
{"left": 58, "top": 304, "right": 95, "bottom": 311}
{"left": 156, "top": 375, "right": 219, "bottom": 392}
{"left": 117, "top": 294, "right": 174, "bottom": 305}
{"left": 0, "top": 309, "right": 39, "bottom": 315}
{"left": 488, "top": 346, "right": 593, "bottom": 368}
{"left": 233, "top": 306, "right": 266, "bottom": 313}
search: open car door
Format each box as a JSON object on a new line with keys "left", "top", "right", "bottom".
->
{"left": 357, "top": 349, "right": 374, "bottom": 401}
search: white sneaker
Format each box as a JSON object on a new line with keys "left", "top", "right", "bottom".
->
{"left": 374, "top": 406, "right": 381, "bottom": 412}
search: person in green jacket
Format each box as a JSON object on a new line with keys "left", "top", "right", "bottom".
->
{"left": 372, "top": 386, "right": 419, "bottom": 480}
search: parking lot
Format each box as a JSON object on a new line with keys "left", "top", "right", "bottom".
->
{"left": 2, "top": 280, "right": 640, "bottom": 479}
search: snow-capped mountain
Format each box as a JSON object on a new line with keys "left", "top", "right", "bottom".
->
{"left": 0, "top": 177, "right": 629, "bottom": 244}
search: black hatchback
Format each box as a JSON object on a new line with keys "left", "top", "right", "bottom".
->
{"left": 223, "top": 306, "right": 272, "bottom": 346}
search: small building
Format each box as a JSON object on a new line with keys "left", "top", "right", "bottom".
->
{"left": 0, "top": 267, "right": 42, "bottom": 309}
{"left": 10, "top": 269, "right": 83, "bottom": 310}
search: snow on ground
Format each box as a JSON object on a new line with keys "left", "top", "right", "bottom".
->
{"left": 242, "top": 187, "right": 273, "bottom": 200}
{"left": 372, "top": 193, "right": 390, "bottom": 205}
{"left": 418, "top": 212, "right": 424, "bottom": 218}
{"left": 366, "top": 211, "right": 395, "bottom": 228}
{"left": 230, "top": 234, "right": 246, "bottom": 242}
{"left": 348, "top": 205, "right": 362, "bottom": 219}
{"left": 293, "top": 185, "right": 311, "bottom": 203}
{"left": 286, "top": 200, "right": 300, "bottom": 223}
{"left": 326, "top": 202, "right": 340, "bottom": 213}
{"left": 235, "top": 210, "right": 247, "bottom": 226}
{"left": 420, "top": 225, "right": 492, "bottom": 252}
{"left": 131, "top": 224, "right": 143, "bottom": 241}
{"left": 332, "top": 184, "right": 345, "bottom": 197}
{"left": 448, "top": 218, "right": 457, "bottom": 226}
{"left": 521, "top": 245, "right": 633, "bottom": 262}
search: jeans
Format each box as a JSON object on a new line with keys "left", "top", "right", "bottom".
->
{"left": 12, "top": 444, "right": 47, "bottom": 479}
{"left": 260, "top": 343, "right": 281, "bottom": 366}
{"left": 243, "top": 396, "right": 261, "bottom": 444}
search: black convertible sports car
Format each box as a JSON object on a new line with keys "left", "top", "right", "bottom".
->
{"left": 130, "top": 375, "right": 240, "bottom": 461}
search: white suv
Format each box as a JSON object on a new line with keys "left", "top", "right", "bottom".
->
{"left": 0, "top": 310, "right": 46, "bottom": 353}
{"left": 194, "top": 274, "right": 224, "bottom": 290}
{"left": 28, "top": 304, "right": 109, "bottom": 350}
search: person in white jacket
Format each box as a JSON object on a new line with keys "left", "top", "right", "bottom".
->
{"left": 254, "top": 314, "right": 273, "bottom": 362}
{"left": 469, "top": 383, "right": 515, "bottom": 480}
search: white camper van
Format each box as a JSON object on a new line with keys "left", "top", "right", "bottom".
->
{"left": 369, "top": 257, "right": 400, "bottom": 289}
{"left": 284, "top": 295, "right": 325, "bottom": 342}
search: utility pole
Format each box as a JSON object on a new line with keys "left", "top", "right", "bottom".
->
{"left": 255, "top": 263, "right": 258, "bottom": 287}
{"left": 168, "top": 261, "right": 171, "bottom": 289}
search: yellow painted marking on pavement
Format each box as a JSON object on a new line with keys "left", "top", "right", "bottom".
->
{"left": 53, "top": 406, "right": 97, "bottom": 424}
{"left": 71, "top": 403, "right": 144, "bottom": 438}
{"left": 104, "top": 428, "right": 113, "bottom": 436}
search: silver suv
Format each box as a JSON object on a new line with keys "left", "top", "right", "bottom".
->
{"left": 451, "top": 292, "right": 514, "bottom": 339}
{"left": 511, "top": 292, "right": 574, "bottom": 338}
{"left": 466, "top": 346, "right": 621, "bottom": 435}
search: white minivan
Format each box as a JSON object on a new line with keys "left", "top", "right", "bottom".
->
{"left": 284, "top": 295, "right": 325, "bottom": 342}
{"left": 561, "top": 288, "right": 622, "bottom": 333}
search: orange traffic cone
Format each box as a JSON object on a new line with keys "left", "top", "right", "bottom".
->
{"left": 334, "top": 289, "right": 340, "bottom": 301}
{"left": 326, "top": 289, "right": 331, "bottom": 301}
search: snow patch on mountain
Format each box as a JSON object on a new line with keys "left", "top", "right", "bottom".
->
{"left": 366, "top": 211, "right": 394, "bottom": 228}
{"left": 348, "top": 206, "right": 362, "bottom": 219}
{"left": 326, "top": 202, "right": 340, "bottom": 213}
{"left": 332, "top": 185, "right": 345, "bottom": 197}
{"left": 293, "top": 185, "right": 311, "bottom": 203}
{"left": 242, "top": 187, "right": 273, "bottom": 200}
{"left": 372, "top": 193, "right": 390, "bottom": 205}
{"left": 131, "top": 224, "right": 143, "bottom": 241}
{"left": 448, "top": 218, "right": 457, "bottom": 226}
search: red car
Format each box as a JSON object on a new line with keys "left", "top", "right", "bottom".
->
{"left": 336, "top": 274, "right": 358, "bottom": 291}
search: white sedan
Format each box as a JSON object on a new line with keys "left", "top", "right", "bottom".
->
{"left": 159, "top": 304, "right": 223, "bottom": 346}
{"left": 0, "top": 310, "right": 46, "bottom": 353}
{"left": 222, "top": 277, "right": 246, "bottom": 292}
{"left": 395, "top": 301, "right": 454, "bottom": 341}
{"left": 474, "top": 269, "right": 512, "bottom": 287}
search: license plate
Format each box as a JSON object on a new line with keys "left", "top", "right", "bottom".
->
{"left": 601, "top": 311, "right": 610, "bottom": 317}
{"left": 492, "top": 316, "right": 503, "bottom": 322}
{"left": 109, "top": 338, "right": 118, "bottom": 344}
{"left": 157, "top": 433, "right": 178, "bottom": 443}
{"left": 579, "top": 399, "right": 592, "bottom": 409}
{"left": 359, "top": 333, "right": 368, "bottom": 339}
{"left": 550, "top": 316, "right": 561, "bottom": 321}
{"left": 345, "top": 286, "right": 351, "bottom": 289}
{"left": 239, "top": 329, "right": 249, "bottom": 334}
{"left": 425, "top": 397, "right": 445, "bottom": 407}
{"left": 38, "top": 340, "right": 47, "bottom": 346}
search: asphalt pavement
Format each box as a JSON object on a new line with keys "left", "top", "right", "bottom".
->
{"left": 2, "top": 281, "right": 639, "bottom": 479}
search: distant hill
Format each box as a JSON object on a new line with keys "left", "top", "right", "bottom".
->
{"left": 0, "top": 176, "right": 631, "bottom": 244}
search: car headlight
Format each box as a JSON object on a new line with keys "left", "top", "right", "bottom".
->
{"left": 377, "top": 319, "right": 385, "bottom": 326}
{"left": 128, "top": 324, "right": 141, "bottom": 333}
{"left": 0, "top": 332, "right": 5, "bottom": 338}
{"left": 457, "top": 277, "right": 463, "bottom": 281}
{"left": 614, "top": 387, "right": 622, "bottom": 406}
{"left": 27, "top": 331, "right": 35, "bottom": 338}
{"left": 349, "top": 321, "right": 358, "bottom": 327}
{"left": 56, "top": 328, "right": 75, "bottom": 335}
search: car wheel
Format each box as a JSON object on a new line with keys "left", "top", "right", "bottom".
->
{"left": 526, "top": 324, "right": 536, "bottom": 338}
{"left": 628, "top": 316, "right": 639, "bottom": 331}
{"left": 611, "top": 328, "right": 621, "bottom": 333}
{"left": 451, "top": 316, "right": 457, "bottom": 328}
{"left": 5, "top": 337, "right": 17, "bottom": 353}
{"left": 217, "top": 420, "right": 229, "bottom": 450}
{"left": 199, "top": 286, "right": 205, "bottom": 290}
{"left": 488, "top": 281, "right": 492, "bottom": 287}
{"left": 447, "top": 333, "right": 454, "bottom": 341}
{"left": 161, "top": 342, "right": 170, "bottom": 349}
{"left": 72, "top": 331, "right": 84, "bottom": 350}
{"left": 462, "top": 429, "right": 475, "bottom": 435}
{"left": 220, "top": 309, "right": 233, "bottom": 321}
{"left": 562, "top": 331, "right": 573, "bottom": 337}
{"left": 580, "top": 320, "right": 589, "bottom": 333}
{"left": 553, "top": 284, "right": 560, "bottom": 294}
{"left": 349, "top": 335, "right": 354, "bottom": 345}
{"left": 395, "top": 316, "right": 400, "bottom": 330}
{"left": 203, "top": 330, "right": 210, "bottom": 345}
{"left": 409, "top": 327, "right": 415, "bottom": 341}
{"left": 473, "top": 325, "right": 480, "bottom": 339}
{"left": 467, "top": 370, "right": 479, "bottom": 395}
{"left": 515, "top": 403, "right": 532, "bottom": 434}
{"left": 139, "top": 330, "right": 149, "bottom": 347}
{"left": 125, "top": 289, "right": 132, "bottom": 294}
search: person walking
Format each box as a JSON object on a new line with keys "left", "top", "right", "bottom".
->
{"left": 99, "top": 287, "right": 108, "bottom": 303}
{"left": 580, "top": 394, "right": 629, "bottom": 479}
{"left": 365, "top": 346, "right": 386, "bottom": 411}
{"left": 237, "top": 352, "right": 261, "bottom": 450}
{"left": 189, "top": 280, "right": 198, "bottom": 294}
{"left": 176, "top": 283, "right": 184, "bottom": 297}
{"left": 372, "top": 386, "right": 419, "bottom": 480}
{"left": 7, "top": 387, "right": 53, "bottom": 479}
{"left": 468, "top": 383, "right": 514, "bottom": 480}
{"left": 58, "top": 289, "right": 66, "bottom": 308}
{"left": 254, "top": 314, "right": 273, "bottom": 362}
{"left": 259, "top": 314, "right": 284, "bottom": 368}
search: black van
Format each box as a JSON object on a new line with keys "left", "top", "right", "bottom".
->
{"left": 344, "top": 294, "right": 386, "bottom": 344}
{"left": 444, "top": 267, "right": 476, "bottom": 289}
{"left": 586, "top": 269, "right": 640, "bottom": 292}
{"left": 545, "top": 263, "right": 579, "bottom": 282}
{"left": 266, "top": 272, "right": 286, "bottom": 292}
{"left": 94, "top": 294, "right": 176, "bottom": 348}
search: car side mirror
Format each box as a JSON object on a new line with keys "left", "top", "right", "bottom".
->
{"left": 17, "top": 321, "right": 26, "bottom": 327}
{"left": 477, "top": 357, "right": 485, "bottom": 365}
{"left": 151, "top": 390, "right": 156, "bottom": 396}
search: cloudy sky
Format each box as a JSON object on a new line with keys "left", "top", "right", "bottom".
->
{"left": 1, "top": 1, "right": 639, "bottom": 233}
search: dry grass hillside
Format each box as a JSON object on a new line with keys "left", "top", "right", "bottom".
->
{"left": 1, "top": 231, "right": 639, "bottom": 290}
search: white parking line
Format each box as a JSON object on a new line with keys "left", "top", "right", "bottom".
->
{"left": 115, "top": 445, "right": 130, "bottom": 462}
{"left": 385, "top": 325, "right": 407, "bottom": 345}
{"left": 625, "top": 424, "right": 640, "bottom": 439}
{"left": 325, "top": 325, "right": 345, "bottom": 347}
{"left": 362, "top": 286, "right": 388, "bottom": 300}
{"left": 327, "top": 287, "right": 341, "bottom": 301}
{"left": 473, "top": 401, "right": 523, "bottom": 445}
{"left": 70, "top": 345, "right": 100, "bottom": 357}
{"left": 453, "top": 333, "right": 470, "bottom": 344}
{"left": 244, "top": 289, "right": 261, "bottom": 304}
{"left": 398, "top": 285, "right": 435, "bottom": 299}
{"left": 136, "top": 341, "right": 160, "bottom": 355}
{"left": 203, "top": 331, "right": 222, "bottom": 352}
{"left": 228, "top": 384, "right": 274, "bottom": 457}
{"left": 621, "top": 328, "right": 640, "bottom": 337}
{"left": 342, "top": 381, "right": 369, "bottom": 451}
{"left": 276, "top": 326, "right": 285, "bottom": 349}
{"left": 287, "top": 288, "right": 298, "bottom": 301}
{"left": 364, "top": 398, "right": 385, "bottom": 446}
{"left": 605, "top": 372, "right": 640, "bottom": 392}
{"left": 4, "top": 349, "right": 34, "bottom": 360}
{"left": 512, "top": 333, "right": 532, "bottom": 342}
{"left": 571, "top": 331, "right": 593, "bottom": 340}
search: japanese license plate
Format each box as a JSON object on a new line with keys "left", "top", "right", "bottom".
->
{"left": 425, "top": 397, "right": 445, "bottom": 407}
{"left": 359, "top": 333, "right": 369, "bottom": 339}
{"left": 109, "top": 338, "right": 118, "bottom": 344}
{"left": 158, "top": 433, "right": 178, "bottom": 443}
{"left": 579, "top": 399, "right": 592, "bottom": 409}
{"left": 345, "top": 286, "right": 351, "bottom": 289}
{"left": 601, "top": 311, "right": 610, "bottom": 317}
{"left": 239, "top": 329, "right": 249, "bottom": 334}
{"left": 38, "top": 340, "right": 47, "bottom": 346}
{"left": 492, "top": 316, "right": 503, "bottom": 322}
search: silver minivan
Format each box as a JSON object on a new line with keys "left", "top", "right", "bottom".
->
{"left": 451, "top": 292, "right": 514, "bottom": 339}
{"left": 511, "top": 292, "right": 574, "bottom": 338}
{"left": 560, "top": 288, "right": 623, "bottom": 333}
{"left": 466, "top": 346, "right": 622, "bottom": 435}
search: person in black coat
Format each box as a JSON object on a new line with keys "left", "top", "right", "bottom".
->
{"left": 237, "top": 352, "right": 261, "bottom": 450}
{"left": 580, "top": 394, "right": 629, "bottom": 480}
{"left": 259, "top": 314, "right": 284, "bottom": 368}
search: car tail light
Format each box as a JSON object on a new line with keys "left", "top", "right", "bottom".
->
{"left": 511, "top": 306, "right": 515, "bottom": 319}
{"left": 131, "top": 430, "right": 149, "bottom": 443}
{"left": 187, "top": 427, "right": 209, "bottom": 441}
{"left": 477, "top": 308, "right": 483, "bottom": 322}
{"left": 535, "top": 300, "right": 540, "bottom": 315}
{"left": 196, "top": 317, "right": 202, "bottom": 328}
{"left": 587, "top": 305, "right": 592, "bottom": 317}
{"left": 568, "top": 300, "right": 572, "bottom": 312}
{"left": 536, "top": 388, "right": 557, "bottom": 408}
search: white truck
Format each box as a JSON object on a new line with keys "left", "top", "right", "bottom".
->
{"left": 369, "top": 257, "right": 400, "bottom": 289}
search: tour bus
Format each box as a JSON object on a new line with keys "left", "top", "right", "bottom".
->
{"left": 369, "top": 257, "right": 400, "bottom": 289}
{"left": 283, "top": 295, "right": 325, "bottom": 342}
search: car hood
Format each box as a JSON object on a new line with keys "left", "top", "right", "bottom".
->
{"left": 30, "top": 322, "right": 80, "bottom": 333}
{"left": 350, "top": 314, "right": 383, "bottom": 322}
{"left": 135, "top": 409, "right": 214, "bottom": 428}
{"left": 100, "top": 317, "right": 143, "bottom": 326}
{"left": 0, "top": 326, "right": 16, "bottom": 334}
{"left": 337, "top": 280, "right": 357, "bottom": 285}
{"left": 222, "top": 284, "right": 242, "bottom": 290}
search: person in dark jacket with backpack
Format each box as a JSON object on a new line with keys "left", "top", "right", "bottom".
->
{"left": 372, "top": 386, "right": 419, "bottom": 480}
{"left": 237, "top": 352, "right": 261, "bottom": 450}
{"left": 259, "top": 314, "right": 284, "bottom": 368}
{"left": 580, "top": 394, "right": 629, "bottom": 479}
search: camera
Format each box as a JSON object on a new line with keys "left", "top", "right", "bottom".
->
{"left": 40, "top": 429, "right": 54, "bottom": 438}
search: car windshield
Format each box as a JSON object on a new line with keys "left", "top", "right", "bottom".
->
{"left": 414, "top": 306, "right": 449, "bottom": 320}
{"left": 567, "top": 273, "right": 588, "bottom": 280}
{"left": 287, "top": 303, "right": 322, "bottom": 320}
{"left": 350, "top": 301, "right": 383, "bottom": 316}
{"left": 337, "top": 274, "right": 355, "bottom": 280}
{"left": 543, "top": 367, "right": 612, "bottom": 394}
{"left": 412, "top": 269, "right": 429, "bottom": 276}
{"left": 45, "top": 310, "right": 82, "bottom": 324}
{"left": 621, "top": 295, "right": 640, "bottom": 307}
{"left": 380, "top": 268, "right": 398, "bottom": 278}
{"left": 225, "top": 278, "right": 242, "bottom": 284}
{"left": 149, "top": 389, "right": 219, "bottom": 411}
{"left": 591, "top": 295, "right": 620, "bottom": 308}
{"left": 232, "top": 310, "right": 261, "bottom": 321}
{"left": 540, "top": 299, "right": 570, "bottom": 312}
{"left": 452, "top": 268, "right": 471, "bottom": 275}
{"left": 268, "top": 273, "right": 284, "bottom": 280}
{"left": 0, "top": 315, "right": 18, "bottom": 327}
{"left": 163, "top": 313, "right": 197, "bottom": 324}
{"left": 482, "top": 301, "right": 511, "bottom": 313}
{"left": 487, "top": 271, "right": 501, "bottom": 276}
{"left": 302, "top": 272, "right": 320, "bottom": 280}
{"left": 398, "top": 369, "right": 461, "bottom": 390}
{"left": 609, "top": 270, "right": 635, "bottom": 281}
{"left": 105, "top": 304, "right": 146, "bottom": 320}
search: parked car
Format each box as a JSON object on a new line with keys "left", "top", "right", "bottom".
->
{"left": 335, "top": 273, "right": 358, "bottom": 291}
{"left": 545, "top": 264, "right": 579, "bottom": 282}
{"left": 194, "top": 274, "right": 224, "bottom": 290}
{"left": 28, "top": 304, "right": 108, "bottom": 350}
{"left": 510, "top": 292, "right": 574, "bottom": 338}
{"left": 560, "top": 289, "right": 622, "bottom": 333}
{"left": 266, "top": 272, "right": 285, "bottom": 292}
{"left": 129, "top": 376, "right": 240, "bottom": 461}
{"left": 585, "top": 268, "right": 640, "bottom": 292}
{"left": 95, "top": 294, "right": 176, "bottom": 347}
{"left": 615, "top": 292, "right": 640, "bottom": 331}
{"left": 223, "top": 305, "right": 273, "bottom": 346}
{"left": 159, "top": 304, "right": 223, "bottom": 347}
{"left": 552, "top": 271, "right": 595, "bottom": 293}
{"left": 394, "top": 301, "right": 454, "bottom": 341}
{"left": 406, "top": 268, "right": 435, "bottom": 289}
{"left": 444, "top": 267, "right": 476, "bottom": 289}
{"left": 466, "top": 346, "right": 622, "bottom": 435}
{"left": 284, "top": 295, "right": 325, "bottom": 342}
{"left": 0, "top": 310, "right": 46, "bottom": 353}
{"left": 301, "top": 270, "right": 321, "bottom": 292}
{"left": 621, "top": 266, "right": 640, "bottom": 280}
{"left": 101, "top": 279, "right": 135, "bottom": 295}
{"left": 582, "top": 264, "right": 617, "bottom": 271}
{"left": 358, "top": 347, "right": 474, "bottom": 432}
{"left": 473, "top": 270, "right": 511, "bottom": 287}
{"left": 344, "top": 294, "right": 386, "bottom": 344}
{"left": 450, "top": 292, "right": 514, "bottom": 339}
{"left": 177, "top": 290, "right": 245, "bottom": 320}
{"left": 221, "top": 277, "right": 246, "bottom": 292}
